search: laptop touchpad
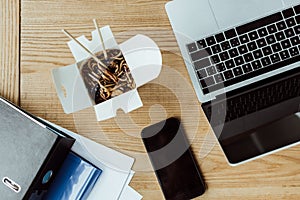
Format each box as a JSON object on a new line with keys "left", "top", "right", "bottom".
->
{"left": 209, "top": 0, "right": 284, "bottom": 30}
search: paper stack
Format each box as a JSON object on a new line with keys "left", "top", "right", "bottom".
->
{"left": 45, "top": 120, "right": 142, "bottom": 200}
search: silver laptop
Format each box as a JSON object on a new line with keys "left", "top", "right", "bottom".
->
{"left": 166, "top": 0, "right": 300, "bottom": 165}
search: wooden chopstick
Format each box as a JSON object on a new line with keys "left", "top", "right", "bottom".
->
{"left": 62, "top": 29, "right": 106, "bottom": 67}
{"left": 93, "top": 19, "right": 108, "bottom": 59}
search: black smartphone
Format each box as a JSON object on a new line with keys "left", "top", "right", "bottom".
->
{"left": 141, "top": 117, "right": 206, "bottom": 200}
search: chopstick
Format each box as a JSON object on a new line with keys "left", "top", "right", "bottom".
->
{"left": 61, "top": 29, "right": 106, "bottom": 68}
{"left": 93, "top": 19, "right": 108, "bottom": 60}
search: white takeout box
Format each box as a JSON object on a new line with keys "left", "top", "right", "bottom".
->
{"left": 52, "top": 26, "right": 162, "bottom": 121}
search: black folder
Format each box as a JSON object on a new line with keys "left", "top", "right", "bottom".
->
{"left": 0, "top": 98, "right": 75, "bottom": 200}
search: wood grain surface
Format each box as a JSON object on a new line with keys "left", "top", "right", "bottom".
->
{"left": 0, "top": 0, "right": 19, "bottom": 104}
{"left": 17, "top": 0, "right": 300, "bottom": 199}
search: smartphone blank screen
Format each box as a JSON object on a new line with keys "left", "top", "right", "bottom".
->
{"left": 142, "top": 118, "right": 206, "bottom": 200}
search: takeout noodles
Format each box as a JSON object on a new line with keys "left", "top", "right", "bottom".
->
{"left": 79, "top": 49, "right": 136, "bottom": 104}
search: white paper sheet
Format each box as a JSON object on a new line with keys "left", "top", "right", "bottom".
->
{"left": 119, "top": 186, "right": 143, "bottom": 200}
{"left": 43, "top": 120, "right": 142, "bottom": 200}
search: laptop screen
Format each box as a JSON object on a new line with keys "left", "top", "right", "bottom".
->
{"left": 202, "top": 67, "right": 300, "bottom": 164}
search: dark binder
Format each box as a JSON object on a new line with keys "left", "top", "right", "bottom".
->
{"left": 0, "top": 98, "right": 75, "bottom": 200}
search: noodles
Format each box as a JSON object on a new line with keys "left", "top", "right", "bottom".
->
{"left": 80, "top": 49, "right": 136, "bottom": 104}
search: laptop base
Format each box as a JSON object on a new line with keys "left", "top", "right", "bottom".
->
{"left": 222, "top": 113, "right": 300, "bottom": 165}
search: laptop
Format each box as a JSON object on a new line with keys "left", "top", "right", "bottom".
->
{"left": 166, "top": 0, "right": 300, "bottom": 165}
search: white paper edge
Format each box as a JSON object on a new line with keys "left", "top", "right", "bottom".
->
{"left": 39, "top": 119, "right": 139, "bottom": 200}
{"left": 119, "top": 186, "right": 143, "bottom": 200}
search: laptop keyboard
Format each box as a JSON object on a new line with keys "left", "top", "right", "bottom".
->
{"left": 203, "top": 73, "right": 300, "bottom": 124}
{"left": 187, "top": 5, "right": 300, "bottom": 95}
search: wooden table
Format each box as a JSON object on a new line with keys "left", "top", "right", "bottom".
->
{"left": 1, "top": 0, "right": 300, "bottom": 199}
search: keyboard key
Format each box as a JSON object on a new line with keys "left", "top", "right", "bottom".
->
{"left": 191, "top": 50, "right": 209, "bottom": 61}
{"left": 276, "top": 21, "right": 287, "bottom": 31}
{"left": 266, "top": 35, "right": 276, "bottom": 44}
{"left": 202, "top": 88, "right": 209, "bottom": 94}
{"left": 257, "top": 38, "right": 267, "bottom": 48}
{"left": 253, "top": 49, "right": 263, "bottom": 59}
{"left": 223, "top": 70, "right": 234, "bottom": 80}
{"left": 200, "top": 77, "right": 215, "bottom": 88}
{"left": 238, "top": 45, "right": 248, "bottom": 54}
{"left": 225, "top": 59, "right": 235, "bottom": 69}
{"left": 206, "top": 36, "right": 216, "bottom": 46}
{"left": 247, "top": 41, "right": 258, "bottom": 51}
{"left": 220, "top": 51, "right": 230, "bottom": 61}
{"left": 249, "top": 31, "right": 259, "bottom": 40}
{"left": 251, "top": 60, "right": 262, "bottom": 70}
{"left": 291, "top": 36, "right": 300, "bottom": 46}
{"left": 296, "top": 15, "right": 300, "bottom": 23}
{"left": 267, "top": 24, "right": 277, "bottom": 34}
{"left": 211, "top": 55, "right": 220, "bottom": 64}
{"left": 258, "top": 27, "right": 268, "bottom": 37}
{"left": 229, "top": 48, "right": 239, "bottom": 58}
{"left": 284, "top": 28, "right": 295, "bottom": 38}
{"left": 237, "top": 12, "right": 282, "bottom": 34}
{"left": 294, "top": 25, "right": 300, "bottom": 34}
{"left": 204, "top": 54, "right": 300, "bottom": 94}
{"left": 275, "top": 31, "right": 285, "bottom": 41}
{"left": 230, "top": 38, "right": 240, "bottom": 47}
{"left": 242, "top": 63, "right": 253, "bottom": 73}
{"left": 234, "top": 56, "right": 245, "bottom": 66}
{"left": 206, "top": 66, "right": 217, "bottom": 76}
{"left": 261, "top": 57, "right": 271, "bottom": 66}
{"left": 214, "top": 74, "right": 225, "bottom": 83}
{"left": 271, "top": 43, "right": 282, "bottom": 53}
{"left": 244, "top": 53, "right": 255, "bottom": 63}
{"left": 194, "top": 58, "right": 211, "bottom": 70}
{"left": 240, "top": 34, "right": 249, "bottom": 44}
{"left": 286, "top": 17, "right": 296, "bottom": 27}
{"left": 233, "top": 67, "right": 243, "bottom": 76}
{"left": 270, "top": 53, "right": 280, "bottom": 63}
{"left": 295, "top": 5, "right": 300, "bottom": 14}
{"left": 211, "top": 44, "right": 222, "bottom": 54}
{"left": 216, "top": 63, "right": 226, "bottom": 72}
{"left": 225, "top": 29, "right": 237, "bottom": 39}
{"left": 187, "top": 43, "right": 197, "bottom": 52}
{"left": 282, "top": 8, "right": 295, "bottom": 18}
{"left": 221, "top": 41, "right": 231, "bottom": 51}
{"left": 243, "top": 53, "right": 254, "bottom": 62}
{"left": 197, "top": 40, "right": 206, "bottom": 49}
{"left": 289, "top": 46, "right": 299, "bottom": 56}
{"left": 197, "top": 69, "right": 207, "bottom": 79}
{"left": 281, "top": 39, "right": 291, "bottom": 49}
{"left": 262, "top": 46, "right": 272, "bottom": 56}
{"left": 216, "top": 33, "right": 225, "bottom": 42}
{"left": 205, "top": 47, "right": 212, "bottom": 55}
{"left": 279, "top": 50, "right": 290, "bottom": 60}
